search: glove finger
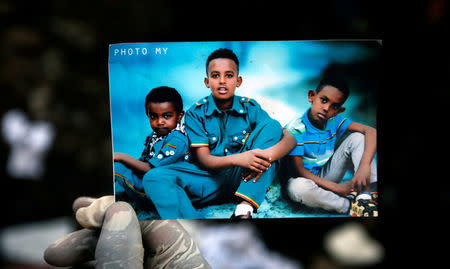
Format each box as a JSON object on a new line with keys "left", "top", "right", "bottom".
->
{"left": 76, "top": 195, "right": 115, "bottom": 229}
{"left": 72, "top": 196, "right": 97, "bottom": 213}
{"left": 95, "top": 201, "right": 145, "bottom": 268}
{"left": 140, "top": 220, "right": 211, "bottom": 269}
{"left": 44, "top": 228, "right": 98, "bottom": 267}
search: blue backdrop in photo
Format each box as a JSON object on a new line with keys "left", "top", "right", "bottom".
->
{"left": 109, "top": 40, "right": 379, "bottom": 158}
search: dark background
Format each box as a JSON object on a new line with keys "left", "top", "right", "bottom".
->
{"left": 1, "top": 0, "right": 448, "bottom": 268}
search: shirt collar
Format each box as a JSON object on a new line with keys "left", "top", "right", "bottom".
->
{"left": 205, "top": 94, "right": 247, "bottom": 116}
{"left": 205, "top": 94, "right": 220, "bottom": 116}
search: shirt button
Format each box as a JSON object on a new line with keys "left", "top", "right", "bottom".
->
{"left": 242, "top": 139, "right": 246, "bottom": 143}
{"left": 242, "top": 130, "right": 246, "bottom": 134}
{"left": 239, "top": 109, "right": 244, "bottom": 113}
{"left": 234, "top": 136, "right": 238, "bottom": 140}
{"left": 241, "top": 98, "right": 245, "bottom": 101}
{"left": 224, "top": 148, "right": 228, "bottom": 153}
{"left": 203, "top": 99, "right": 207, "bottom": 102}
{"left": 212, "top": 137, "right": 216, "bottom": 141}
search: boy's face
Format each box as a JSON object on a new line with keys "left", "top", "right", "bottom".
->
{"left": 308, "top": 85, "right": 346, "bottom": 128}
{"left": 147, "top": 102, "right": 183, "bottom": 136}
{"left": 204, "top": 58, "right": 242, "bottom": 102}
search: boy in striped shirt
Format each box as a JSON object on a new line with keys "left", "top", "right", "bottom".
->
{"left": 284, "top": 76, "right": 378, "bottom": 216}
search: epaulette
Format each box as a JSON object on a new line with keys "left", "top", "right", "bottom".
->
{"left": 195, "top": 97, "right": 209, "bottom": 106}
{"left": 238, "top": 96, "right": 253, "bottom": 104}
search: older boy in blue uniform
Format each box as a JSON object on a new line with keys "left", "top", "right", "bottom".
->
{"left": 283, "top": 77, "right": 378, "bottom": 216}
{"left": 113, "top": 86, "right": 190, "bottom": 204}
{"left": 143, "top": 48, "right": 296, "bottom": 219}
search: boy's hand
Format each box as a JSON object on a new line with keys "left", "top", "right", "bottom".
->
{"left": 333, "top": 180, "right": 354, "bottom": 196}
{"left": 240, "top": 148, "right": 276, "bottom": 182}
{"left": 352, "top": 163, "right": 371, "bottom": 193}
{"left": 241, "top": 170, "right": 263, "bottom": 183}
{"left": 237, "top": 149, "right": 271, "bottom": 173}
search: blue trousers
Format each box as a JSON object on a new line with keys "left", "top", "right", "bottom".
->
{"left": 114, "top": 162, "right": 146, "bottom": 199}
{"left": 142, "top": 120, "right": 283, "bottom": 219}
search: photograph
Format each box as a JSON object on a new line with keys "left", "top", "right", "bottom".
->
{"left": 109, "top": 40, "right": 380, "bottom": 220}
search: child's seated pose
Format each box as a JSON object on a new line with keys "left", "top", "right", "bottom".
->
{"left": 283, "top": 76, "right": 378, "bottom": 217}
{"left": 113, "top": 86, "right": 189, "bottom": 204}
{"left": 142, "top": 48, "right": 296, "bottom": 219}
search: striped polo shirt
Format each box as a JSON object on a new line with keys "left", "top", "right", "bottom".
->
{"left": 285, "top": 108, "right": 352, "bottom": 175}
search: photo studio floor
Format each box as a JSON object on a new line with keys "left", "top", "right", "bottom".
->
{"left": 129, "top": 177, "right": 346, "bottom": 220}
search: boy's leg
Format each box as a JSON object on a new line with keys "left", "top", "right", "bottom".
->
{"left": 234, "top": 120, "right": 283, "bottom": 211}
{"left": 285, "top": 133, "right": 377, "bottom": 214}
{"left": 142, "top": 162, "right": 225, "bottom": 219}
{"left": 286, "top": 177, "right": 350, "bottom": 214}
{"left": 320, "top": 132, "right": 377, "bottom": 187}
{"left": 113, "top": 162, "right": 146, "bottom": 198}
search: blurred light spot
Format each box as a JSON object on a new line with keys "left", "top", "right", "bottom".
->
{"left": 0, "top": 217, "right": 73, "bottom": 265}
{"left": 324, "top": 222, "right": 384, "bottom": 266}
{"left": 180, "top": 220, "right": 302, "bottom": 269}
{"left": 2, "top": 110, "right": 55, "bottom": 180}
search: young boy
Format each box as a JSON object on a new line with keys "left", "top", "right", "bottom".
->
{"left": 142, "top": 48, "right": 296, "bottom": 219}
{"left": 113, "top": 86, "right": 189, "bottom": 203}
{"left": 283, "top": 76, "right": 378, "bottom": 216}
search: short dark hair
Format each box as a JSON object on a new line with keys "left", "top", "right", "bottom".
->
{"left": 144, "top": 86, "right": 183, "bottom": 115}
{"left": 315, "top": 76, "right": 350, "bottom": 100}
{"left": 206, "top": 48, "right": 239, "bottom": 75}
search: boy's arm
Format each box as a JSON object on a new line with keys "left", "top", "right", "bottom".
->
{"left": 114, "top": 152, "right": 151, "bottom": 174}
{"left": 291, "top": 155, "right": 353, "bottom": 196}
{"left": 346, "top": 122, "right": 377, "bottom": 192}
{"left": 262, "top": 128, "right": 297, "bottom": 162}
{"left": 194, "top": 147, "right": 272, "bottom": 173}
{"left": 243, "top": 129, "right": 297, "bottom": 183}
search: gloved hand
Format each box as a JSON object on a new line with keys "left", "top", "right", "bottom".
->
{"left": 44, "top": 196, "right": 211, "bottom": 268}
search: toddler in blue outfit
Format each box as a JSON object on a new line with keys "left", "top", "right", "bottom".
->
{"left": 113, "top": 86, "right": 189, "bottom": 205}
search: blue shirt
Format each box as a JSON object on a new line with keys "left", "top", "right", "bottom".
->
{"left": 285, "top": 108, "right": 352, "bottom": 175}
{"left": 139, "top": 130, "right": 190, "bottom": 168}
{"left": 185, "top": 94, "right": 276, "bottom": 157}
